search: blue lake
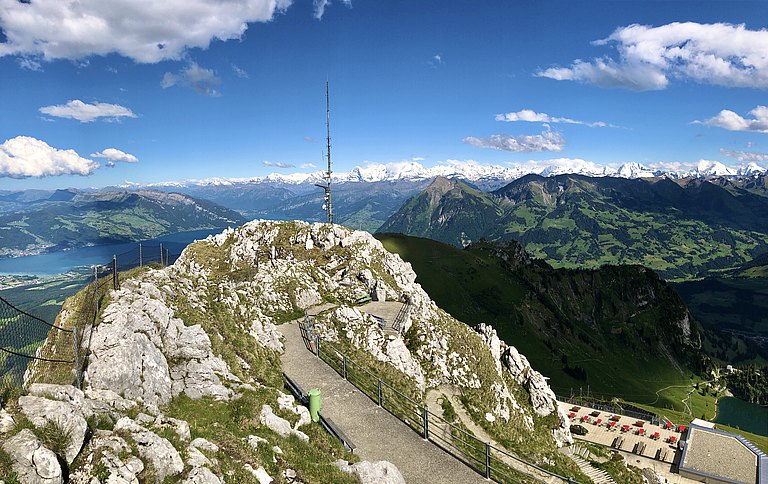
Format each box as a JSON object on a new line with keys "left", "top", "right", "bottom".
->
{"left": 0, "top": 228, "right": 224, "bottom": 276}
{"left": 715, "top": 396, "right": 768, "bottom": 436}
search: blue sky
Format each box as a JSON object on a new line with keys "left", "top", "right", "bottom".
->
{"left": 0, "top": 0, "right": 766, "bottom": 189}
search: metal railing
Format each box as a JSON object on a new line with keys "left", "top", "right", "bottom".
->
{"left": 300, "top": 315, "right": 578, "bottom": 483}
{"left": 556, "top": 395, "right": 660, "bottom": 426}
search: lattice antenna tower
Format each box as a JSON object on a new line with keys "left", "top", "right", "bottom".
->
{"left": 315, "top": 80, "right": 333, "bottom": 224}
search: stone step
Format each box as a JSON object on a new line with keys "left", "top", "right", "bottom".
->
{"left": 567, "top": 454, "right": 616, "bottom": 484}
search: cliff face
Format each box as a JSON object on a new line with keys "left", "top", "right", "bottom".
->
{"left": 2, "top": 220, "right": 573, "bottom": 482}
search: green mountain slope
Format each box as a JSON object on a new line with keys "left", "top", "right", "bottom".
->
{"left": 377, "top": 233, "right": 709, "bottom": 407}
{"left": 673, "top": 253, "right": 768, "bottom": 365}
{"left": 0, "top": 190, "right": 246, "bottom": 257}
{"left": 378, "top": 175, "right": 768, "bottom": 280}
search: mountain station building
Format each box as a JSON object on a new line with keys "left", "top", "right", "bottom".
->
{"left": 678, "top": 423, "right": 767, "bottom": 484}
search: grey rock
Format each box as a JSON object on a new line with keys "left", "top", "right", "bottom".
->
{"left": 88, "top": 330, "right": 173, "bottom": 407}
{"left": 154, "top": 416, "right": 191, "bottom": 441}
{"left": 336, "top": 459, "right": 405, "bottom": 484}
{"left": 88, "top": 277, "right": 234, "bottom": 408}
{"left": 295, "top": 288, "right": 321, "bottom": 310}
{"left": 84, "top": 388, "right": 136, "bottom": 412}
{"left": 259, "top": 405, "right": 308, "bottom": 442}
{"left": 276, "top": 393, "right": 311, "bottom": 429}
{"left": 135, "top": 413, "right": 155, "bottom": 425}
{"left": 243, "top": 464, "right": 273, "bottom": 484}
{"left": 114, "top": 417, "right": 184, "bottom": 483}
{"left": 182, "top": 467, "right": 222, "bottom": 484}
{"left": 82, "top": 431, "right": 144, "bottom": 484}
{"left": 190, "top": 437, "right": 219, "bottom": 453}
{"left": 1, "top": 429, "right": 63, "bottom": 484}
{"left": 27, "top": 384, "right": 92, "bottom": 417}
{"left": 18, "top": 395, "right": 87, "bottom": 465}
{"left": 185, "top": 446, "right": 211, "bottom": 468}
{"left": 246, "top": 435, "right": 268, "bottom": 449}
{"left": 0, "top": 406, "right": 15, "bottom": 433}
{"left": 169, "top": 357, "right": 234, "bottom": 402}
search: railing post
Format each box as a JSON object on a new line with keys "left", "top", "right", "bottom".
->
{"left": 315, "top": 334, "right": 320, "bottom": 357}
{"left": 485, "top": 442, "right": 491, "bottom": 479}
{"left": 72, "top": 327, "right": 80, "bottom": 388}
{"left": 139, "top": 243, "right": 143, "bottom": 267}
{"left": 377, "top": 378, "right": 383, "bottom": 407}
{"left": 112, "top": 255, "right": 118, "bottom": 290}
{"left": 343, "top": 354, "right": 348, "bottom": 379}
{"left": 422, "top": 406, "right": 429, "bottom": 440}
{"left": 160, "top": 243, "right": 164, "bottom": 266}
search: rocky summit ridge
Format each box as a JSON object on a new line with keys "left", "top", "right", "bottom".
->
{"left": 1, "top": 220, "right": 575, "bottom": 483}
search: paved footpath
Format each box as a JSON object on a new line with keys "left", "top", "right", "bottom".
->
{"left": 279, "top": 321, "right": 485, "bottom": 483}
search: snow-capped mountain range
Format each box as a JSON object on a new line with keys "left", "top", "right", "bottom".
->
{"left": 136, "top": 159, "right": 767, "bottom": 190}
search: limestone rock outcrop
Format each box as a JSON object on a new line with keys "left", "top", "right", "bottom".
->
{"left": 2, "top": 429, "right": 63, "bottom": 484}
{"left": 87, "top": 275, "right": 235, "bottom": 407}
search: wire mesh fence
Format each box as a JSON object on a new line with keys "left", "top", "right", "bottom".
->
{"left": 0, "top": 241, "right": 182, "bottom": 392}
{"left": 0, "top": 296, "right": 74, "bottom": 389}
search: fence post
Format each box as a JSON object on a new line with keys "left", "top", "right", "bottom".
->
{"left": 485, "top": 442, "right": 491, "bottom": 479}
{"left": 315, "top": 334, "right": 320, "bottom": 357}
{"left": 343, "top": 354, "right": 348, "bottom": 379}
{"left": 160, "top": 243, "right": 164, "bottom": 266}
{"left": 377, "top": 378, "right": 382, "bottom": 407}
{"left": 73, "top": 327, "right": 81, "bottom": 388}
{"left": 112, "top": 255, "right": 118, "bottom": 291}
{"left": 139, "top": 243, "right": 143, "bottom": 267}
{"left": 422, "top": 406, "right": 429, "bottom": 440}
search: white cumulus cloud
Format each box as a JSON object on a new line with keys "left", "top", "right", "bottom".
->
{"left": 262, "top": 160, "right": 295, "bottom": 168}
{"left": 39, "top": 100, "right": 137, "bottom": 123}
{"left": 0, "top": 136, "right": 99, "bottom": 178}
{"left": 696, "top": 106, "right": 768, "bottom": 133}
{"left": 495, "top": 109, "right": 612, "bottom": 127}
{"left": 231, "top": 64, "right": 249, "bottom": 79}
{"left": 90, "top": 148, "right": 139, "bottom": 164}
{"left": 720, "top": 148, "right": 768, "bottom": 163}
{"left": 0, "top": 0, "right": 292, "bottom": 64}
{"left": 463, "top": 130, "right": 565, "bottom": 153}
{"left": 313, "top": 0, "right": 352, "bottom": 20}
{"left": 537, "top": 22, "right": 768, "bottom": 91}
{"left": 161, "top": 63, "right": 221, "bottom": 96}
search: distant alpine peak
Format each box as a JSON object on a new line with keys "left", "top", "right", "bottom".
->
{"left": 138, "top": 159, "right": 767, "bottom": 189}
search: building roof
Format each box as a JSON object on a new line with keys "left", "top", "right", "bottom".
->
{"left": 679, "top": 424, "right": 765, "bottom": 484}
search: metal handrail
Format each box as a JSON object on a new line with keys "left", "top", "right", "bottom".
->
{"left": 303, "top": 313, "right": 578, "bottom": 483}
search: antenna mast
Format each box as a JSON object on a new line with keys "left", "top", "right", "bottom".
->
{"left": 315, "top": 80, "right": 333, "bottom": 224}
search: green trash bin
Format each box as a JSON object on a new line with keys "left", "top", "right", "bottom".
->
{"left": 308, "top": 388, "right": 321, "bottom": 422}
